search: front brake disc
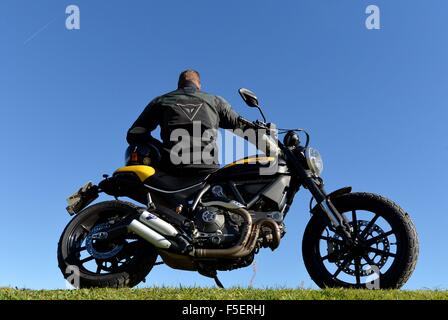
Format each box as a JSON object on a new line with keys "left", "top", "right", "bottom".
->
{"left": 331, "top": 220, "right": 390, "bottom": 276}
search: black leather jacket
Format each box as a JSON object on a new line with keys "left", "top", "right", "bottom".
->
{"left": 127, "top": 83, "right": 244, "bottom": 170}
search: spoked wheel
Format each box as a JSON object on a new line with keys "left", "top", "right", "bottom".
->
{"left": 58, "top": 201, "right": 158, "bottom": 288}
{"left": 302, "top": 192, "right": 419, "bottom": 289}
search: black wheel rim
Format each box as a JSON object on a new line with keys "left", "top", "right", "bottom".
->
{"left": 66, "top": 209, "right": 144, "bottom": 276}
{"left": 318, "top": 209, "right": 400, "bottom": 287}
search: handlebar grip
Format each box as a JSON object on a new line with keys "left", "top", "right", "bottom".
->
{"left": 238, "top": 116, "right": 252, "bottom": 126}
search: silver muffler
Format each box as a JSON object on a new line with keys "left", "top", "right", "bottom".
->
{"left": 138, "top": 210, "right": 179, "bottom": 237}
{"left": 128, "top": 220, "right": 172, "bottom": 249}
{"left": 127, "top": 210, "right": 180, "bottom": 249}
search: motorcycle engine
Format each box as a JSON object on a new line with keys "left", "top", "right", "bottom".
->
{"left": 193, "top": 206, "right": 241, "bottom": 248}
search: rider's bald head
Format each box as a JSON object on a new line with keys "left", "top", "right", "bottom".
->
{"left": 178, "top": 69, "right": 201, "bottom": 90}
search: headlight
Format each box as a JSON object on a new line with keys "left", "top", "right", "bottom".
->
{"left": 305, "top": 147, "right": 324, "bottom": 176}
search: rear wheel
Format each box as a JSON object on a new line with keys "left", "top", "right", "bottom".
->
{"left": 57, "top": 201, "right": 158, "bottom": 288}
{"left": 302, "top": 192, "right": 419, "bottom": 289}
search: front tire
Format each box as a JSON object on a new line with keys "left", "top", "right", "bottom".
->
{"left": 57, "top": 201, "right": 158, "bottom": 288}
{"left": 302, "top": 192, "right": 419, "bottom": 289}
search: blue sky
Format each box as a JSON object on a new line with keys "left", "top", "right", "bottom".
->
{"left": 1, "top": 0, "right": 447, "bottom": 290}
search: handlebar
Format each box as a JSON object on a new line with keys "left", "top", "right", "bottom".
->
{"left": 238, "top": 116, "right": 281, "bottom": 156}
{"left": 238, "top": 116, "right": 257, "bottom": 128}
{"left": 238, "top": 116, "right": 271, "bottom": 130}
{"left": 238, "top": 117, "right": 311, "bottom": 148}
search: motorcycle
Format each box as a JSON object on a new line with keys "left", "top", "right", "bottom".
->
{"left": 58, "top": 88, "right": 419, "bottom": 289}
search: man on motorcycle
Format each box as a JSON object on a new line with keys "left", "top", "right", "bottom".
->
{"left": 60, "top": 80, "right": 419, "bottom": 290}
{"left": 127, "top": 69, "right": 247, "bottom": 174}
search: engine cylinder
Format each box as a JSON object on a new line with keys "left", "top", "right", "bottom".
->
{"left": 195, "top": 207, "right": 225, "bottom": 233}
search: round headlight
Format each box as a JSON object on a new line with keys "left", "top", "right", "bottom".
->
{"left": 305, "top": 147, "right": 324, "bottom": 176}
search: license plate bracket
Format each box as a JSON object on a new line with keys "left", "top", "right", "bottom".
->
{"left": 66, "top": 182, "right": 99, "bottom": 215}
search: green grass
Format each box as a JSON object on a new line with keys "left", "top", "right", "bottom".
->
{"left": 1, "top": 287, "right": 447, "bottom": 300}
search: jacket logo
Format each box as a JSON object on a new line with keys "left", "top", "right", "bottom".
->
{"left": 176, "top": 103, "right": 203, "bottom": 121}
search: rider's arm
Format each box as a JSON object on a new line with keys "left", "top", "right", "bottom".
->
{"left": 126, "top": 98, "right": 161, "bottom": 145}
{"left": 215, "top": 96, "right": 244, "bottom": 130}
{"left": 215, "top": 96, "right": 263, "bottom": 150}
{"left": 215, "top": 96, "right": 279, "bottom": 156}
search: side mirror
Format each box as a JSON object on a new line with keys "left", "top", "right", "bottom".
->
{"left": 238, "top": 88, "right": 259, "bottom": 108}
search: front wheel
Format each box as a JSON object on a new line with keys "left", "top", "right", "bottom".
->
{"left": 302, "top": 192, "right": 419, "bottom": 289}
{"left": 57, "top": 200, "right": 158, "bottom": 288}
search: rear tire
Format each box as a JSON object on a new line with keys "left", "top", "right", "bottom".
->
{"left": 302, "top": 192, "right": 419, "bottom": 289}
{"left": 57, "top": 201, "right": 158, "bottom": 288}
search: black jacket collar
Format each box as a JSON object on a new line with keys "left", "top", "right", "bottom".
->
{"left": 179, "top": 80, "right": 199, "bottom": 91}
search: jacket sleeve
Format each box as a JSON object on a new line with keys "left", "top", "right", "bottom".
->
{"left": 126, "top": 98, "right": 160, "bottom": 144}
{"left": 215, "top": 96, "right": 244, "bottom": 130}
{"left": 215, "top": 95, "right": 266, "bottom": 152}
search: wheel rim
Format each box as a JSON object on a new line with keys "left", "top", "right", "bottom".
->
{"left": 66, "top": 209, "right": 144, "bottom": 276}
{"left": 317, "top": 209, "right": 400, "bottom": 287}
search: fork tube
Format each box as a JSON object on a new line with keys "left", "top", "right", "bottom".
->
{"left": 283, "top": 147, "right": 346, "bottom": 229}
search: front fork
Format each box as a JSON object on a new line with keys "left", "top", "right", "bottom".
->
{"left": 282, "top": 147, "right": 353, "bottom": 242}
{"left": 303, "top": 175, "right": 353, "bottom": 243}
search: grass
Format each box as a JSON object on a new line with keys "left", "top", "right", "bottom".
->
{"left": 1, "top": 287, "right": 447, "bottom": 300}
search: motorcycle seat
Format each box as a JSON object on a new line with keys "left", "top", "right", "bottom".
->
{"left": 144, "top": 169, "right": 211, "bottom": 192}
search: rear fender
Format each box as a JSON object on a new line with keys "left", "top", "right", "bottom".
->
{"left": 98, "top": 172, "right": 148, "bottom": 204}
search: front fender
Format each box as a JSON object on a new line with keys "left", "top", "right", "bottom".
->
{"left": 310, "top": 186, "right": 352, "bottom": 215}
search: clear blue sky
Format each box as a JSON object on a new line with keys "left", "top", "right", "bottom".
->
{"left": 1, "top": 0, "right": 447, "bottom": 290}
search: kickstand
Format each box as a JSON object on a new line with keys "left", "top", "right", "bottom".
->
{"left": 198, "top": 266, "right": 225, "bottom": 289}
{"left": 214, "top": 275, "right": 225, "bottom": 289}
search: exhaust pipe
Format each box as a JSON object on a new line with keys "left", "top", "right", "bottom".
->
{"left": 138, "top": 210, "right": 179, "bottom": 237}
{"left": 193, "top": 204, "right": 253, "bottom": 258}
{"left": 128, "top": 203, "right": 280, "bottom": 257}
{"left": 128, "top": 220, "right": 172, "bottom": 249}
{"left": 129, "top": 210, "right": 191, "bottom": 253}
{"left": 192, "top": 202, "right": 281, "bottom": 258}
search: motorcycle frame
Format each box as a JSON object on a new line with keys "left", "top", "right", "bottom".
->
{"left": 69, "top": 137, "right": 354, "bottom": 243}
